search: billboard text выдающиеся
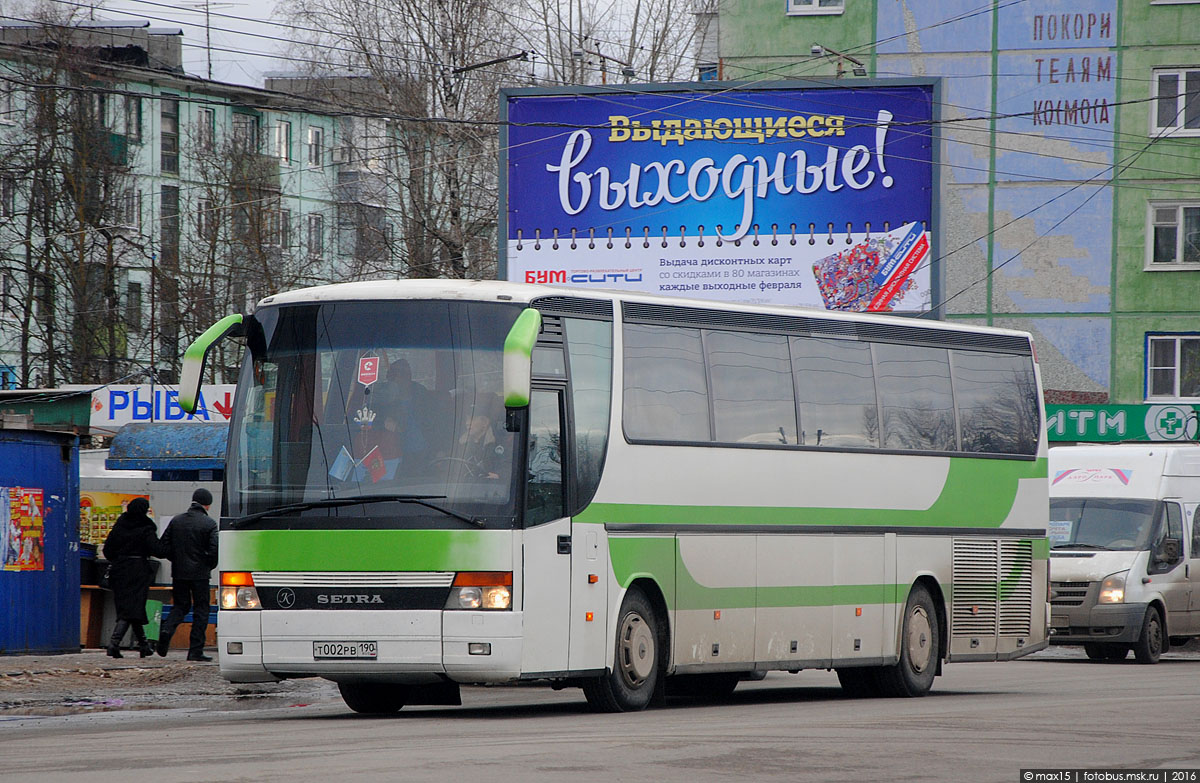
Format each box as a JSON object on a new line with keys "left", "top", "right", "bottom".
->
{"left": 501, "top": 82, "right": 936, "bottom": 312}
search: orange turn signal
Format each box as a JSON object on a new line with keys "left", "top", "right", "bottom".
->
{"left": 588, "top": 574, "right": 599, "bottom": 584}
{"left": 221, "top": 571, "right": 254, "bottom": 586}
{"left": 453, "top": 571, "right": 513, "bottom": 587}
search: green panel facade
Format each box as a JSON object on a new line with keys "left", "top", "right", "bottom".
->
{"left": 718, "top": 0, "right": 1200, "bottom": 416}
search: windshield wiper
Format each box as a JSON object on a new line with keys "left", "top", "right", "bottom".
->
{"left": 1051, "top": 543, "right": 1112, "bottom": 550}
{"left": 232, "top": 494, "right": 485, "bottom": 528}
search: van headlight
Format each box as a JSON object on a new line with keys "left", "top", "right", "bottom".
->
{"left": 1098, "top": 571, "right": 1127, "bottom": 604}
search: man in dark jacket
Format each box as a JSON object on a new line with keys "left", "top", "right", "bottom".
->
{"left": 156, "top": 488, "right": 219, "bottom": 661}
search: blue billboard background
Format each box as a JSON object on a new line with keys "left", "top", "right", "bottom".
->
{"left": 504, "top": 84, "right": 935, "bottom": 242}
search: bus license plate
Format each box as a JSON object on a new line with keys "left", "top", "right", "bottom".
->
{"left": 313, "top": 641, "right": 378, "bottom": 659}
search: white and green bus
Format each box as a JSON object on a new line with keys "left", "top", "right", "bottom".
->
{"left": 180, "top": 279, "right": 1049, "bottom": 713}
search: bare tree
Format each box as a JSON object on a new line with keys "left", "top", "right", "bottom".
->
{"left": 0, "top": 11, "right": 151, "bottom": 386}
{"left": 274, "top": 0, "right": 703, "bottom": 283}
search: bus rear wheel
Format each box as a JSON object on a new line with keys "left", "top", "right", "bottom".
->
{"left": 583, "top": 587, "right": 662, "bottom": 712}
{"left": 877, "top": 583, "right": 939, "bottom": 697}
{"left": 338, "top": 682, "right": 406, "bottom": 714}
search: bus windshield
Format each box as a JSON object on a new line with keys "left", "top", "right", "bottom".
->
{"left": 1048, "top": 498, "right": 1159, "bottom": 551}
{"left": 226, "top": 299, "right": 524, "bottom": 525}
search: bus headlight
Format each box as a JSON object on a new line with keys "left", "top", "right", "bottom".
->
{"left": 1098, "top": 571, "right": 1127, "bottom": 604}
{"left": 445, "top": 572, "right": 512, "bottom": 610}
{"left": 220, "top": 572, "right": 261, "bottom": 610}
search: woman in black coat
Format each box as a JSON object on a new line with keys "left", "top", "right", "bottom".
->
{"left": 101, "top": 497, "right": 159, "bottom": 657}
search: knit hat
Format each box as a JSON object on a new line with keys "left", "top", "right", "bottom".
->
{"left": 127, "top": 497, "right": 150, "bottom": 516}
{"left": 192, "top": 488, "right": 214, "bottom": 506}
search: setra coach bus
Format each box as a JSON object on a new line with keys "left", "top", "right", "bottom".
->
{"left": 179, "top": 279, "right": 1049, "bottom": 713}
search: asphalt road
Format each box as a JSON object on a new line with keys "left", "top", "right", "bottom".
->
{"left": 3, "top": 648, "right": 1200, "bottom": 783}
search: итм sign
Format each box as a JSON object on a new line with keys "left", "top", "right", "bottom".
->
{"left": 1045, "top": 404, "right": 1200, "bottom": 442}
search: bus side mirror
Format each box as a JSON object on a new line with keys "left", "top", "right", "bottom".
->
{"left": 502, "top": 307, "right": 542, "bottom": 428}
{"left": 179, "top": 314, "right": 244, "bottom": 414}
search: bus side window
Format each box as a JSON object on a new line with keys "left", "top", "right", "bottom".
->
{"left": 525, "top": 390, "right": 564, "bottom": 527}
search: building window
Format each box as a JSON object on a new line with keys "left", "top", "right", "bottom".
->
{"left": 268, "top": 210, "right": 291, "bottom": 247}
{"left": 1148, "top": 335, "right": 1200, "bottom": 399}
{"left": 786, "top": 0, "right": 844, "bottom": 15}
{"left": 125, "top": 281, "right": 142, "bottom": 332}
{"left": 1153, "top": 69, "right": 1200, "bottom": 135}
{"left": 1148, "top": 202, "right": 1200, "bottom": 267}
{"left": 91, "top": 92, "right": 110, "bottom": 128}
{"left": 307, "top": 213, "right": 324, "bottom": 257}
{"left": 123, "top": 95, "right": 142, "bottom": 141}
{"left": 274, "top": 120, "right": 292, "bottom": 161}
{"left": 0, "top": 84, "right": 15, "bottom": 123}
{"left": 0, "top": 177, "right": 14, "bottom": 217}
{"left": 33, "top": 273, "right": 52, "bottom": 318}
{"left": 1, "top": 272, "right": 14, "bottom": 313}
{"left": 232, "top": 113, "right": 258, "bottom": 154}
{"left": 198, "top": 199, "right": 218, "bottom": 241}
{"left": 198, "top": 107, "right": 215, "bottom": 151}
{"left": 308, "top": 126, "right": 324, "bottom": 166}
{"left": 161, "top": 96, "right": 179, "bottom": 174}
{"left": 119, "top": 189, "right": 140, "bottom": 228}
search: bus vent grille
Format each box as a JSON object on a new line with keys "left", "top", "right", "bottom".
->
{"left": 999, "top": 539, "right": 1034, "bottom": 636}
{"left": 952, "top": 539, "right": 999, "bottom": 637}
{"left": 251, "top": 571, "right": 455, "bottom": 588}
{"left": 531, "top": 295, "right": 614, "bottom": 319}
{"left": 952, "top": 539, "right": 1034, "bottom": 637}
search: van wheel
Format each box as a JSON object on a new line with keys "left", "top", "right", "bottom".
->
{"left": 1082, "top": 643, "right": 1106, "bottom": 661}
{"left": 1103, "top": 645, "right": 1128, "bottom": 661}
{"left": 338, "top": 682, "right": 406, "bottom": 714}
{"left": 876, "top": 584, "right": 938, "bottom": 697}
{"left": 1133, "top": 608, "right": 1164, "bottom": 664}
{"left": 583, "top": 587, "right": 662, "bottom": 712}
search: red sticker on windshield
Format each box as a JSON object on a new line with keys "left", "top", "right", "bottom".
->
{"left": 358, "top": 356, "right": 379, "bottom": 387}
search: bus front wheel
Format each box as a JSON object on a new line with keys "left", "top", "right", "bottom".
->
{"left": 338, "top": 682, "right": 406, "bottom": 714}
{"left": 877, "top": 583, "right": 939, "bottom": 697}
{"left": 583, "top": 587, "right": 662, "bottom": 712}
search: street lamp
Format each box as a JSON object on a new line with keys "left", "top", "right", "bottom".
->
{"left": 811, "top": 43, "right": 867, "bottom": 78}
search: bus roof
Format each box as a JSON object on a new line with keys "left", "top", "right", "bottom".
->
{"left": 256, "top": 279, "right": 1034, "bottom": 341}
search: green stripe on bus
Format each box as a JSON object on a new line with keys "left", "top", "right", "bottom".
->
{"left": 611, "top": 537, "right": 1033, "bottom": 611}
{"left": 222, "top": 529, "right": 512, "bottom": 571}
{"left": 579, "top": 456, "right": 1046, "bottom": 528}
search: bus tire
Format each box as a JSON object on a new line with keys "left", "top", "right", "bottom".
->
{"left": 836, "top": 667, "right": 879, "bottom": 698}
{"left": 338, "top": 682, "right": 406, "bottom": 714}
{"left": 877, "top": 583, "right": 938, "bottom": 697}
{"left": 583, "top": 587, "right": 662, "bottom": 712}
{"left": 1133, "top": 607, "right": 1164, "bottom": 664}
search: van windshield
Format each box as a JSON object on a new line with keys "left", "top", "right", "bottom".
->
{"left": 1048, "top": 498, "right": 1159, "bottom": 551}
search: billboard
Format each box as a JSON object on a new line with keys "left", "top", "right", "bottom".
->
{"left": 85, "top": 384, "right": 236, "bottom": 435}
{"left": 501, "top": 81, "right": 937, "bottom": 312}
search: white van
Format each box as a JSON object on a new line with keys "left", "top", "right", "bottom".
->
{"left": 1048, "top": 444, "right": 1200, "bottom": 663}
